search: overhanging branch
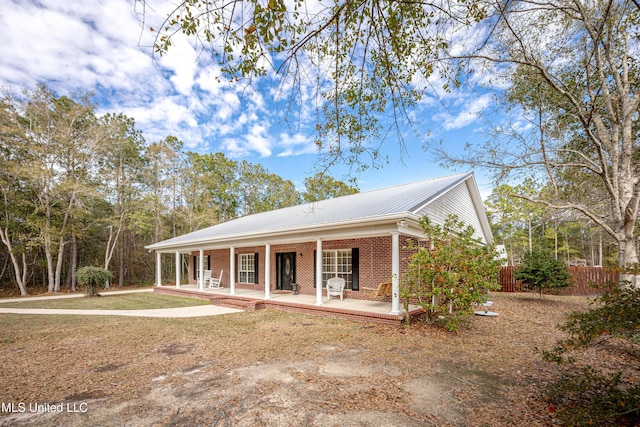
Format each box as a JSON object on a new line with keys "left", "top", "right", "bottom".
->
{"left": 512, "top": 194, "right": 617, "bottom": 239}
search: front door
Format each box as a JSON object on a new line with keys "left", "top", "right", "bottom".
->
{"left": 276, "top": 252, "right": 296, "bottom": 290}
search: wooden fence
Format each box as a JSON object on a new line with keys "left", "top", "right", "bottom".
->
{"left": 498, "top": 266, "right": 619, "bottom": 296}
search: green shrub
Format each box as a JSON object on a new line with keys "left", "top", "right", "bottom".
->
{"left": 545, "top": 366, "right": 640, "bottom": 426}
{"left": 543, "top": 287, "right": 640, "bottom": 364}
{"left": 542, "top": 287, "right": 640, "bottom": 425}
{"left": 76, "top": 266, "right": 112, "bottom": 297}
{"left": 561, "top": 286, "right": 640, "bottom": 347}
{"left": 515, "top": 250, "right": 571, "bottom": 298}
{"left": 401, "top": 214, "right": 501, "bottom": 331}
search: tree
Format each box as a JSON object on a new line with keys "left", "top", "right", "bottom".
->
{"left": 145, "top": 0, "right": 487, "bottom": 171}
{"left": 516, "top": 250, "right": 572, "bottom": 299}
{"left": 98, "top": 114, "right": 146, "bottom": 288}
{"left": 485, "top": 183, "right": 618, "bottom": 267}
{"left": 302, "top": 173, "right": 359, "bottom": 203}
{"left": 484, "top": 180, "right": 546, "bottom": 264}
{"left": 184, "top": 152, "right": 239, "bottom": 226}
{"left": 236, "top": 161, "right": 301, "bottom": 215}
{"left": 433, "top": 1, "right": 640, "bottom": 286}
{"left": 1, "top": 86, "right": 102, "bottom": 293}
{"left": 144, "top": 136, "right": 184, "bottom": 242}
{"left": 76, "top": 266, "right": 112, "bottom": 297}
{"left": 0, "top": 93, "right": 33, "bottom": 295}
{"left": 401, "top": 214, "right": 501, "bottom": 331}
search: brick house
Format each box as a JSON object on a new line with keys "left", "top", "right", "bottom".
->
{"left": 145, "top": 173, "right": 493, "bottom": 314}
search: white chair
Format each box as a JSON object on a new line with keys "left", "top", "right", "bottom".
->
{"left": 207, "top": 270, "right": 223, "bottom": 288}
{"left": 326, "top": 277, "right": 345, "bottom": 301}
{"left": 201, "top": 270, "right": 212, "bottom": 288}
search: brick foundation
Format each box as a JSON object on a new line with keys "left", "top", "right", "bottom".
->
{"left": 154, "top": 286, "right": 426, "bottom": 325}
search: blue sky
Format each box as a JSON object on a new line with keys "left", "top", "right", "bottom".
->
{"left": 0, "top": 0, "right": 498, "bottom": 197}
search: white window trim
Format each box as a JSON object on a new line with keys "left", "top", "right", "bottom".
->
{"left": 322, "top": 249, "right": 353, "bottom": 290}
{"left": 238, "top": 253, "right": 256, "bottom": 284}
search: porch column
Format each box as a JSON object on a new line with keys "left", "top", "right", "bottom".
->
{"left": 229, "top": 246, "right": 236, "bottom": 295}
{"left": 198, "top": 249, "right": 204, "bottom": 291}
{"left": 315, "top": 239, "right": 323, "bottom": 306}
{"left": 175, "top": 251, "right": 181, "bottom": 288}
{"left": 264, "top": 243, "right": 271, "bottom": 300}
{"left": 155, "top": 252, "right": 162, "bottom": 286}
{"left": 390, "top": 232, "right": 401, "bottom": 314}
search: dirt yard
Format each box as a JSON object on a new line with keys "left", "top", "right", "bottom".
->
{"left": 0, "top": 292, "right": 600, "bottom": 426}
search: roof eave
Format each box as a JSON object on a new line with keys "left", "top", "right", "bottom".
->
{"left": 145, "top": 212, "right": 418, "bottom": 253}
{"left": 464, "top": 174, "right": 494, "bottom": 245}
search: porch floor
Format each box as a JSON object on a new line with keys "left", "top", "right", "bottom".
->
{"left": 153, "top": 285, "right": 425, "bottom": 325}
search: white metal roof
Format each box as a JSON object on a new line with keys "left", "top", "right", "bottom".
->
{"left": 146, "top": 172, "right": 493, "bottom": 252}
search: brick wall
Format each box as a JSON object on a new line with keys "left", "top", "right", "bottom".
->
{"left": 188, "top": 234, "right": 424, "bottom": 301}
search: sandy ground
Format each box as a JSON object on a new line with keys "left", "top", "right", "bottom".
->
{"left": 0, "top": 292, "right": 604, "bottom": 426}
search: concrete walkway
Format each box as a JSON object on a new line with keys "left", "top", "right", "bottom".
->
{"left": 0, "top": 287, "right": 154, "bottom": 303}
{"left": 0, "top": 288, "right": 242, "bottom": 318}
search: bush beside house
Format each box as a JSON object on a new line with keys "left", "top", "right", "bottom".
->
{"left": 401, "top": 214, "right": 501, "bottom": 331}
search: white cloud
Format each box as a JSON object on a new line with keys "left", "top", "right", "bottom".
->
{"left": 277, "top": 132, "right": 317, "bottom": 157}
{"left": 158, "top": 37, "right": 200, "bottom": 95}
{"left": 0, "top": 0, "right": 155, "bottom": 92}
{"left": 434, "top": 93, "right": 493, "bottom": 131}
{"left": 119, "top": 95, "right": 201, "bottom": 146}
{"left": 245, "top": 123, "right": 273, "bottom": 157}
{"left": 221, "top": 137, "right": 247, "bottom": 157}
{"left": 196, "top": 67, "right": 224, "bottom": 96}
{"left": 216, "top": 92, "right": 241, "bottom": 121}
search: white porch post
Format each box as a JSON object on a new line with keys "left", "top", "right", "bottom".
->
{"left": 315, "top": 239, "right": 323, "bottom": 306}
{"left": 264, "top": 243, "right": 271, "bottom": 300}
{"left": 390, "top": 232, "right": 401, "bottom": 314}
{"left": 175, "top": 251, "right": 181, "bottom": 288}
{"left": 198, "top": 249, "right": 204, "bottom": 291}
{"left": 155, "top": 252, "right": 162, "bottom": 286}
{"left": 229, "top": 246, "right": 236, "bottom": 295}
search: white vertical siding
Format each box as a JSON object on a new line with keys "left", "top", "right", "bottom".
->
{"left": 416, "top": 181, "right": 487, "bottom": 244}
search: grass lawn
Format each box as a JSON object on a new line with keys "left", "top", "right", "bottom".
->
{"left": 1, "top": 292, "right": 633, "bottom": 426}
{"left": 0, "top": 293, "right": 211, "bottom": 310}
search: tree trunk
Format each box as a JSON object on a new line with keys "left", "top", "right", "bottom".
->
{"left": 43, "top": 206, "right": 56, "bottom": 292}
{"left": 54, "top": 195, "right": 76, "bottom": 292}
{"left": 54, "top": 237, "right": 66, "bottom": 293}
{"left": 69, "top": 232, "right": 77, "bottom": 292}
{"left": 104, "top": 210, "right": 125, "bottom": 290}
{"left": 0, "top": 227, "right": 29, "bottom": 296}
{"left": 618, "top": 235, "right": 640, "bottom": 288}
{"left": 554, "top": 223, "right": 558, "bottom": 261}
{"left": 45, "top": 241, "right": 55, "bottom": 293}
{"left": 118, "top": 231, "right": 125, "bottom": 287}
{"left": 599, "top": 233, "right": 603, "bottom": 267}
{"left": 0, "top": 255, "right": 8, "bottom": 282}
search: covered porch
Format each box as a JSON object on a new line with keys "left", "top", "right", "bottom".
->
{"left": 152, "top": 224, "right": 425, "bottom": 316}
{"left": 153, "top": 284, "right": 426, "bottom": 325}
